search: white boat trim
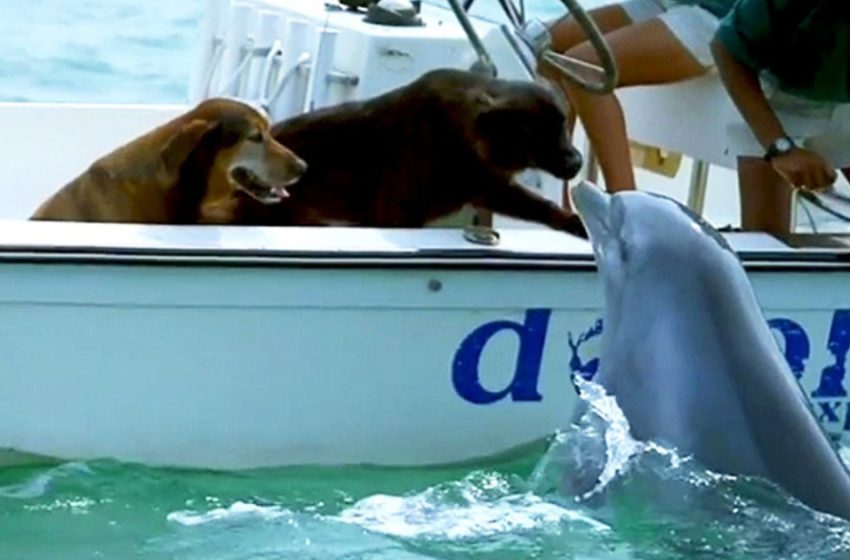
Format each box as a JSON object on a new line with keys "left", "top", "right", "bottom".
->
{"left": 0, "top": 221, "right": 848, "bottom": 270}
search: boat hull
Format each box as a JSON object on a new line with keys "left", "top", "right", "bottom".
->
{"left": 0, "top": 256, "right": 591, "bottom": 469}
{"left": 0, "top": 231, "right": 848, "bottom": 470}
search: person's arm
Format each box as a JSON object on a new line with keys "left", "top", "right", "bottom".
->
{"left": 711, "top": 8, "right": 836, "bottom": 189}
{"left": 710, "top": 38, "right": 785, "bottom": 150}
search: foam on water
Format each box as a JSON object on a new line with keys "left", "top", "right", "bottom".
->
{"left": 167, "top": 501, "right": 292, "bottom": 527}
{"left": 337, "top": 476, "right": 610, "bottom": 539}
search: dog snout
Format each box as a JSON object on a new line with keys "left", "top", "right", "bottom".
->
{"left": 292, "top": 156, "right": 308, "bottom": 178}
{"left": 564, "top": 149, "right": 583, "bottom": 178}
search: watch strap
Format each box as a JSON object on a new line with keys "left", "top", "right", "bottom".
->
{"left": 764, "top": 136, "right": 796, "bottom": 162}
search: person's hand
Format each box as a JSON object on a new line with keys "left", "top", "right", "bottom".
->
{"left": 770, "top": 148, "right": 837, "bottom": 190}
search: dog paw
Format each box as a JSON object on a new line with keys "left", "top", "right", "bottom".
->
{"left": 561, "top": 214, "right": 588, "bottom": 239}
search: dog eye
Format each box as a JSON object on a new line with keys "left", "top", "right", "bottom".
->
{"left": 247, "top": 131, "right": 263, "bottom": 142}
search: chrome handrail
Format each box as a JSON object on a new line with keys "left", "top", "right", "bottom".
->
{"left": 541, "top": 0, "right": 618, "bottom": 94}
{"left": 447, "top": 0, "right": 617, "bottom": 93}
{"left": 446, "top": 0, "right": 497, "bottom": 77}
{"left": 496, "top": 0, "right": 523, "bottom": 28}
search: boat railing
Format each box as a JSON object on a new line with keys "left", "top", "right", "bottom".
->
{"left": 449, "top": 0, "right": 617, "bottom": 93}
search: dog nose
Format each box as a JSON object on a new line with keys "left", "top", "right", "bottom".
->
{"left": 564, "top": 150, "right": 583, "bottom": 177}
{"left": 293, "top": 157, "right": 308, "bottom": 177}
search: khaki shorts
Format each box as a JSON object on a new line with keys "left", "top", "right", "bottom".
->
{"left": 620, "top": 0, "right": 720, "bottom": 68}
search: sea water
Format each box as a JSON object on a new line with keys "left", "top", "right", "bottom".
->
{"left": 0, "top": 0, "right": 567, "bottom": 105}
{"left": 1, "top": 1, "right": 849, "bottom": 558}
{"left": 0, "top": 381, "right": 847, "bottom": 560}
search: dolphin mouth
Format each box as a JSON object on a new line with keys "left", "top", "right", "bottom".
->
{"left": 570, "top": 181, "right": 612, "bottom": 242}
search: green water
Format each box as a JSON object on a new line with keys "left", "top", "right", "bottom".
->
{"left": 3, "top": 421, "right": 848, "bottom": 559}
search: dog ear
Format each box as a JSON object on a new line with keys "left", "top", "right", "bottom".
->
{"left": 467, "top": 87, "right": 495, "bottom": 109}
{"left": 468, "top": 85, "right": 524, "bottom": 130}
{"left": 466, "top": 86, "right": 508, "bottom": 114}
{"left": 474, "top": 100, "right": 526, "bottom": 139}
{"left": 159, "top": 119, "right": 218, "bottom": 175}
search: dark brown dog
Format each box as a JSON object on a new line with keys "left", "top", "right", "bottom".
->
{"left": 31, "top": 98, "right": 307, "bottom": 224}
{"left": 230, "top": 68, "right": 586, "bottom": 235}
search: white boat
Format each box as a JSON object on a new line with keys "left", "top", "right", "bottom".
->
{"left": 0, "top": 0, "right": 849, "bottom": 470}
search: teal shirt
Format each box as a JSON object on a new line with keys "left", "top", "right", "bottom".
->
{"left": 673, "top": 0, "right": 736, "bottom": 19}
{"left": 714, "top": 0, "right": 850, "bottom": 103}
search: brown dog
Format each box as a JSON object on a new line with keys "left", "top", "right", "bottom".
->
{"left": 229, "top": 68, "right": 585, "bottom": 235}
{"left": 31, "top": 98, "right": 307, "bottom": 224}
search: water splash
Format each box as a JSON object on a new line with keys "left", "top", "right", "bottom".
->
{"left": 0, "top": 462, "right": 93, "bottom": 499}
{"left": 534, "top": 377, "right": 652, "bottom": 501}
{"left": 529, "top": 377, "right": 850, "bottom": 559}
{"left": 337, "top": 472, "right": 609, "bottom": 540}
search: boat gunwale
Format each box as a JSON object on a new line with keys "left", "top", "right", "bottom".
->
{"left": 0, "top": 246, "right": 848, "bottom": 271}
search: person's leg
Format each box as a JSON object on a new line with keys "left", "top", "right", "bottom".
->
{"left": 539, "top": 4, "right": 635, "bottom": 135}
{"left": 539, "top": 4, "right": 639, "bottom": 208}
{"left": 738, "top": 156, "right": 794, "bottom": 234}
{"left": 547, "top": 4, "right": 634, "bottom": 54}
{"left": 552, "top": 17, "right": 711, "bottom": 193}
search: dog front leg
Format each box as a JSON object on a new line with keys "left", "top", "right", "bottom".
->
{"left": 475, "top": 181, "right": 587, "bottom": 238}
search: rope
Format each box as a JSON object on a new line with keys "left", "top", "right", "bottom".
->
{"left": 797, "top": 191, "right": 820, "bottom": 234}
{"left": 796, "top": 188, "right": 850, "bottom": 232}
{"left": 217, "top": 38, "right": 258, "bottom": 96}
{"left": 200, "top": 38, "right": 225, "bottom": 98}
{"left": 261, "top": 52, "right": 312, "bottom": 112}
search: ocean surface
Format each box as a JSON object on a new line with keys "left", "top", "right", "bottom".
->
{"left": 1, "top": 1, "right": 849, "bottom": 559}
{"left": 0, "top": 0, "right": 203, "bottom": 104}
{"left": 0, "top": 0, "right": 565, "bottom": 105}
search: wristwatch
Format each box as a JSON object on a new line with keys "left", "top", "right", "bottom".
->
{"left": 764, "top": 136, "right": 797, "bottom": 162}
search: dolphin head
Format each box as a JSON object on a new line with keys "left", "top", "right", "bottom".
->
{"left": 568, "top": 181, "right": 751, "bottom": 388}
{"left": 570, "top": 181, "right": 738, "bottom": 289}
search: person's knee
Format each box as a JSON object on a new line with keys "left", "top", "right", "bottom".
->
{"left": 564, "top": 41, "right": 601, "bottom": 67}
{"left": 536, "top": 60, "right": 559, "bottom": 85}
{"left": 549, "top": 16, "right": 584, "bottom": 53}
{"left": 550, "top": 4, "right": 632, "bottom": 54}
{"left": 554, "top": 42, "right": 615, "bottom": 99}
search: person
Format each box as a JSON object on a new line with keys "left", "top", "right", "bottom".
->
{"left": 538, "top": 1, "right": 736, "bottom": 209}
{"left": 711, "top": 0, "right": 850, "bottom": 234}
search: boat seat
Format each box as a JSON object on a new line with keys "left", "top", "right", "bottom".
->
{"left": 618, "top": 71, "right": 761, "bottom": 214}
{"left": 619, "top": 69, "right": 850, "bottom": 233}
{"left": 620, "top": 71, "right": 744, "bottom": 169}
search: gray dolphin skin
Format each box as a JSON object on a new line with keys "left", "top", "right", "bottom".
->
{"left": 570, "top": 181, "right": 850, "bottom": 521}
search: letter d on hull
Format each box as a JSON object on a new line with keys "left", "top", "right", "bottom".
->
{"left": 453, "top": 309, "right": 551, "bottom": 404}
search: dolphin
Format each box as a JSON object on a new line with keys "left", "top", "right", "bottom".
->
{"left": 569, "top": 181, "right": 850, "bottom": 521}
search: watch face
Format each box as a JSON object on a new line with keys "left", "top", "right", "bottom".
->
{"left": 776, "top": 138, "right": 793, "bottom": 152}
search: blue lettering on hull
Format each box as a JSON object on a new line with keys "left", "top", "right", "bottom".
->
{"left": 452, "top": 309, "right": 850, "bottom": 434}
{"left": 452, "top": 309, "right": 550, "bottom": 404}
